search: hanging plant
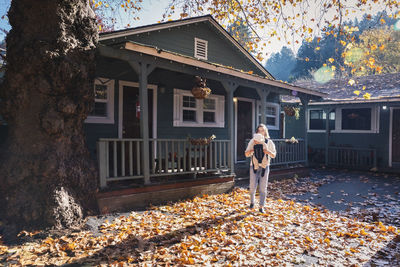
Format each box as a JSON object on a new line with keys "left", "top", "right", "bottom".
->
{"left": 188, "top": 135, "right": 216, "bottom": 146}
{"left": 284, "top": 106, "right": 300, "bottom": 120}
{"left": 191, "top": 76, "right": 211, "bottom": 99}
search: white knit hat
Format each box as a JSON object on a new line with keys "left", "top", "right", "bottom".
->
{"left": 253, "top": 133, "right": 265, "bottom": 143}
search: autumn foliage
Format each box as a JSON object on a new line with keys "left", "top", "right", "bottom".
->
{"left": 1, "top": 187, "right": 398, "bottom": 265}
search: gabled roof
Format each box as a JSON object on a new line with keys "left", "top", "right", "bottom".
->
{"left": 99, "top": 41, "right": 327, "bottom": 98}
{"left": 282, "top": 73, "right": 400, "bottom": 104}
{"left": 99, "top": 15, "right": 273, "bottom": 79}
{"left": 295, "top": 73, "right": 400, "bottom": 101}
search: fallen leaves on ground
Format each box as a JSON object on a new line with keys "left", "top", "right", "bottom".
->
{"left": 1, "top": 186, "right": 399, "bottom": 266}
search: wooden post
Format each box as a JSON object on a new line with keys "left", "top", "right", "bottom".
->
{"left": 129, "top": 61, "right": 155, "bottom": 185}
{"left": 324, "top": 108, "right": 333, "bottom": 166}
{"left": 97, "top": 140, "right": 108, "bottom": 188}
{"left": 300, "top": 96, "right": 310, "bottom": 166}
{"left": 222, "top": 81, "right": 239, "bottom": 174}
{"left": 256, "top": 88, "right": 270, "bottom": 125}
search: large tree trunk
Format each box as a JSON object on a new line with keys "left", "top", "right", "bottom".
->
{"left": 0, "top": 0, "right": 98, "bottom": 235}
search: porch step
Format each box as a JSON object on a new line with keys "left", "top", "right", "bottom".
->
{"left": 97, "top": 176, "right": 235, "bottom": 214}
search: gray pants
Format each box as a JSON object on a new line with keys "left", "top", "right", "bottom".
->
{"left": 249, "top": 166, "right": 270, "bottom": 207}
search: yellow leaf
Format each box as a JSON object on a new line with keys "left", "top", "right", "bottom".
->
{"left": 379, "top": 44, "right": 385, "bottom": 50}
{"left": 305, "top": 57, "right": 310, "bottom": 62}
{"left": 331, "top": 65, "right": 336, "bottom": 71}
{"left": 363, "top": 93, "right": 371, "bottom": 99}
{"left": 362, "top": 86, "right": 366, "bottom": 90}
{"left": 315, "top": 47, "right": 320, "bottom": 51}
{"left": 354, "top": 90, "right": 360, "bottom": 96}
{"left": 340, "top": 40, "right": 347, "bottom": 46}
{"left": 328, "top": 58, "right": 335, "bottom": 63}
{"left": 348, "top": 79, "right": 355, "bottom": 86}
{"left": 371, "top": 44, "right": 377, "bottom": 51}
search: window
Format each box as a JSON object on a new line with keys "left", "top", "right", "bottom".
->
{"left": 182, "top": 95, "right": 197, "bottom": 122}
{"left": 341, "top": 108, "right": 371, "bottom": 130}
{"left": 307, "top": 106, "right": 379, "bottom": 133}
{"left": 194, "top": 38, "right": 208, "bottom": 60}
{"left": 173, "top": 89, "right": 224, "bottom": 127}
{"left": 257, "top": 103, "right": 280, "bottom": 130}
{"left": 334, "top": 107, "right": 379, "bottom": 133}
{"left": 85, "top": 78, "right": 115, "bottom": 124}
{"left": 308, "top": 109, "right": 335, "bottom": 131}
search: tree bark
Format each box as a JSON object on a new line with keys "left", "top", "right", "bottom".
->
{"left": 0, "top": 0, "right": 98, "bottom": 235}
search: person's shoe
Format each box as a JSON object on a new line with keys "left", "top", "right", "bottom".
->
{"left": 249, "top": 203, "right": 254, "bottom": 209}
{"left": 259, "top": 207, "right": 265, "bottom": 213}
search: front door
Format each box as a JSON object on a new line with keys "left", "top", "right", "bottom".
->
{"left": 392, "top": 109, "right": 400, "bottom": 164}
{"left": 237, "top": 100, "right": 253, "bottom": 161}
{"left": 122, "top": 86, "right": 153, "bottom": 138}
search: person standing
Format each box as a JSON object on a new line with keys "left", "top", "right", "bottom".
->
{"left": 245, "top": 124, "right": 276, "bottom": 213}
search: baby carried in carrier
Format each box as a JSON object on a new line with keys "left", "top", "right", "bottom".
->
{"left": 251, "top": 134, "right": 269, "bottom": 177}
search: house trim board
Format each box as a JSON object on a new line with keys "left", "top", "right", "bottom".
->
{"left": 121, "top": 42, "right": 326, "bottom": 98}
{"left": 118, "top": 80, "right": 157, "bottom": 139}
{"left": 389, "top": 107, "right": 400, "bottom": 167}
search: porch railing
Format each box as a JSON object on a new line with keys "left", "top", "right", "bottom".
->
{"left": 270, "top": 139, "right": 306, "bottom": 166}
{"left": 244, "top": 138, "right": 306, "bottom": 167}
{"left": 327, "top": 146, "right": 377, "bottom": 169}
{"left": 97, "top": 138, "right": 231, "bottom": 188}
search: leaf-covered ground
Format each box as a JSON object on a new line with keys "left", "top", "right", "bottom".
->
{"left": 1, "top": 170, "right": 400, "bottom": 266}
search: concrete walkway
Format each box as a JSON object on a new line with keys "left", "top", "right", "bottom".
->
{"left": 236, "top": 168, "right": 400, "bottom": 227}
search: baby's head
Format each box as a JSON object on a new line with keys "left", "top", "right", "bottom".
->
{"left": 253, "top": 133, "right": 265, "bottom": 144}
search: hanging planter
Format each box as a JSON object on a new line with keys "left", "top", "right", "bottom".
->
{"left": 188, "top": 135, "right": 216, "bottom": 146}
{"left": 191, "top": 76, "right": 211, "bottom": 99}
{"left": 284, "top": 106, "right": 300, "bottom": 120}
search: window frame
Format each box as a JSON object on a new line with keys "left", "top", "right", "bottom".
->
{"left": 194, "top": 37, "right": 208, "bottom": 60}
{"left": 307, "top": 108, "right": 336, "bottom": 133}
{"left": 173, "top": 88, "right": 224, "bottom": 127}
{"left": 85, "top": 78, "right": 115, "bottom": 124}
{"left": 256, "top": 101, "right": 280, "bottom": 130}
{"left": 332, "top": 105, "right": 379, "bottom": 133}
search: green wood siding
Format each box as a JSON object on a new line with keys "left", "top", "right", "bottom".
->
{"left": 101, "top": 22, "right": 265, "bottom": 77}
{"left": 284, "top": 103, "right": 400, "bottom": 168}
{"left": 85, "top": 58, "right": 281, "bottom": 160}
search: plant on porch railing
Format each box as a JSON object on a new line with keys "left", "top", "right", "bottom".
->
{"left": 283, "top": 105, "right": 300, "bottom": 120}
{"left": 191, "top": 76, "right": 211, "bottom": 99}
{"left": 188, "top": 134, "right": 216, "bottom": 145}
{"left": 285, "top": 137, "right": 299, "bottom": 144}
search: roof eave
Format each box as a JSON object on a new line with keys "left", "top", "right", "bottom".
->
{"left": 112, "top": 42, "right": 326, "bottom": 98}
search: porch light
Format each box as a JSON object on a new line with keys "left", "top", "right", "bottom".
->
{"left": 233, "top": 97, "right": 238, "bottom": 102}
{"left": 382, "top": 105, "right": 387, "bottom": 110}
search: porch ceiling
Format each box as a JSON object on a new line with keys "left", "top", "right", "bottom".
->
{"left": 98, "top": 42, "right": 327, "bottom": 100}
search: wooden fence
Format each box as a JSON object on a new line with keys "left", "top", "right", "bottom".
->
{"left": 328, "top": 147, "right": 377, "bottom": 170}
{"left": 97, "top": 138, "right": 231, "bottom": 188}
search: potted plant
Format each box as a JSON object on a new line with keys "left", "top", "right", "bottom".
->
{"left": 188, "top": 135, "right": 216, "bottom": 145}
{"left": 191, "top": 76, "right": 211, "bottom": 99}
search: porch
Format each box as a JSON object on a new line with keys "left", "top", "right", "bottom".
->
{"left": 97, "top": 138, "right": 307, "bottom": 188}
